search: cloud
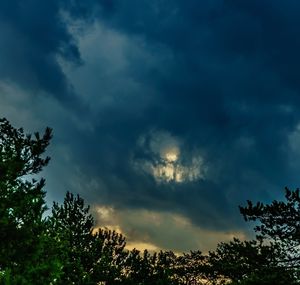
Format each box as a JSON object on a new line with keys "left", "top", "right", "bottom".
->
{"left": 2, "top": 0, "right": 300, "bottom": 252}
{"left": 133, "top": 129, "right": 207, "bottom": 183}
{"left": 0, "top": 1, "right": 82, "bottom": 102}
{"left": 92, "top": 205, "right": 247, "bottom": 253}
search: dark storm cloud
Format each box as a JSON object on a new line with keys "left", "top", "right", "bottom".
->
{"left": 69, "top": 0, "right": 300, "bottom": 229}
{"left": 0, "top": 0, "right": 82, "bottom": 100}
{"left": 2, "top": 0, "right": 300, "bottom": 237}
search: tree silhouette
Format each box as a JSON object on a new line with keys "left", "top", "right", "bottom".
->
{"left": 174, "top": 251, "right": 208, "bottom": 285}
{"left": 49, "top": 191, "right": 128, "bottom": 284}
{"left": 239, "top": 187, "right": 300, "bottom": 281}
{"left": 207, "top": 238, "right": 294, "bottom": 284}
{"left": 201, "top": 188, "right": 300, "bottom": 284}
{"left": 123, "top": 249, "right": 178, "bottom": 285}
{"left": 91, "top": 228, "right": 127, "bottom": 284}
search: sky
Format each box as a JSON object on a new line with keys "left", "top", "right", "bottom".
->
{"left": 1, "top": 0, "right": 300, "bottom": 253}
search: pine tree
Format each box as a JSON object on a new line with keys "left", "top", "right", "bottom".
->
{"left": 49, "top": 191, "right": 127, "bottom": 284}
{"left": 0, "top": 118, "right": 61, "bottom": 284}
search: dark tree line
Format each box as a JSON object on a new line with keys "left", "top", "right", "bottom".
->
{"left": 1, "top": 118, "right": 300, "bottom": 284}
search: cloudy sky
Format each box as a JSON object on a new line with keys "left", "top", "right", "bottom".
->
{"left": 1, "top": 0, "right": 300, "bottom": 253}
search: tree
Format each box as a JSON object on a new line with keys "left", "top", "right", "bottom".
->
{"left": 202, "top": 188, "right": 300, "bottom": 285}
{"left": 174, "top": 251, "right": 208, "bottom": 285}
{"left": 49, "top": 191, "right": 128, "bottom": 284}
{"left": 239, "top": 187, "right": 300, "bottom": 281}
{"left": 0, "top": 118, "right": 61, "bottom": 284}
{"left": 123, "top": 249, "right": 178, "bottom": 285}
{"left": 91, "top": 228, "right": 127, "bottom": 284}
{"left": 206, "top": 238, "right": 294, "bottom": 285}
{"left": 49, "top": 191, "right": 95, "bottom": 284}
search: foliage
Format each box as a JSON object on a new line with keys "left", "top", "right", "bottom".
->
{"left": 207, "top": 238, "right": 295, "bottom": 285}
{"left": 123, "top": 249, "right": 178, "bottom": 285}
{"left": 91, "top": 228, "right": 127, "bottom": 283}
{"left": 0, "top": 118, "right": 61, "bottom": 284}
{"left": 240, "top": 188, "right": 300, "bottom": 267}
{"left": 174, "top": 251, "right": 208, "bottom": 284}
{"left": 237, "top": 187, "right": 300, "bottom": 283}
{"left": 49, "top": 191, "right": 128, "bottom": 284}
{"left": 202, "top": 187, "right": 300, "bottom": 284}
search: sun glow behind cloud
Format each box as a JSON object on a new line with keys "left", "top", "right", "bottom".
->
{"left": 164, "top": 148, "right": 179, "bottom": 162}
{"left": 133, "top": 130, "right": 207, "bottom": 183}
{"left": 151, "top": 156, "right": 206, "bottom": 183}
